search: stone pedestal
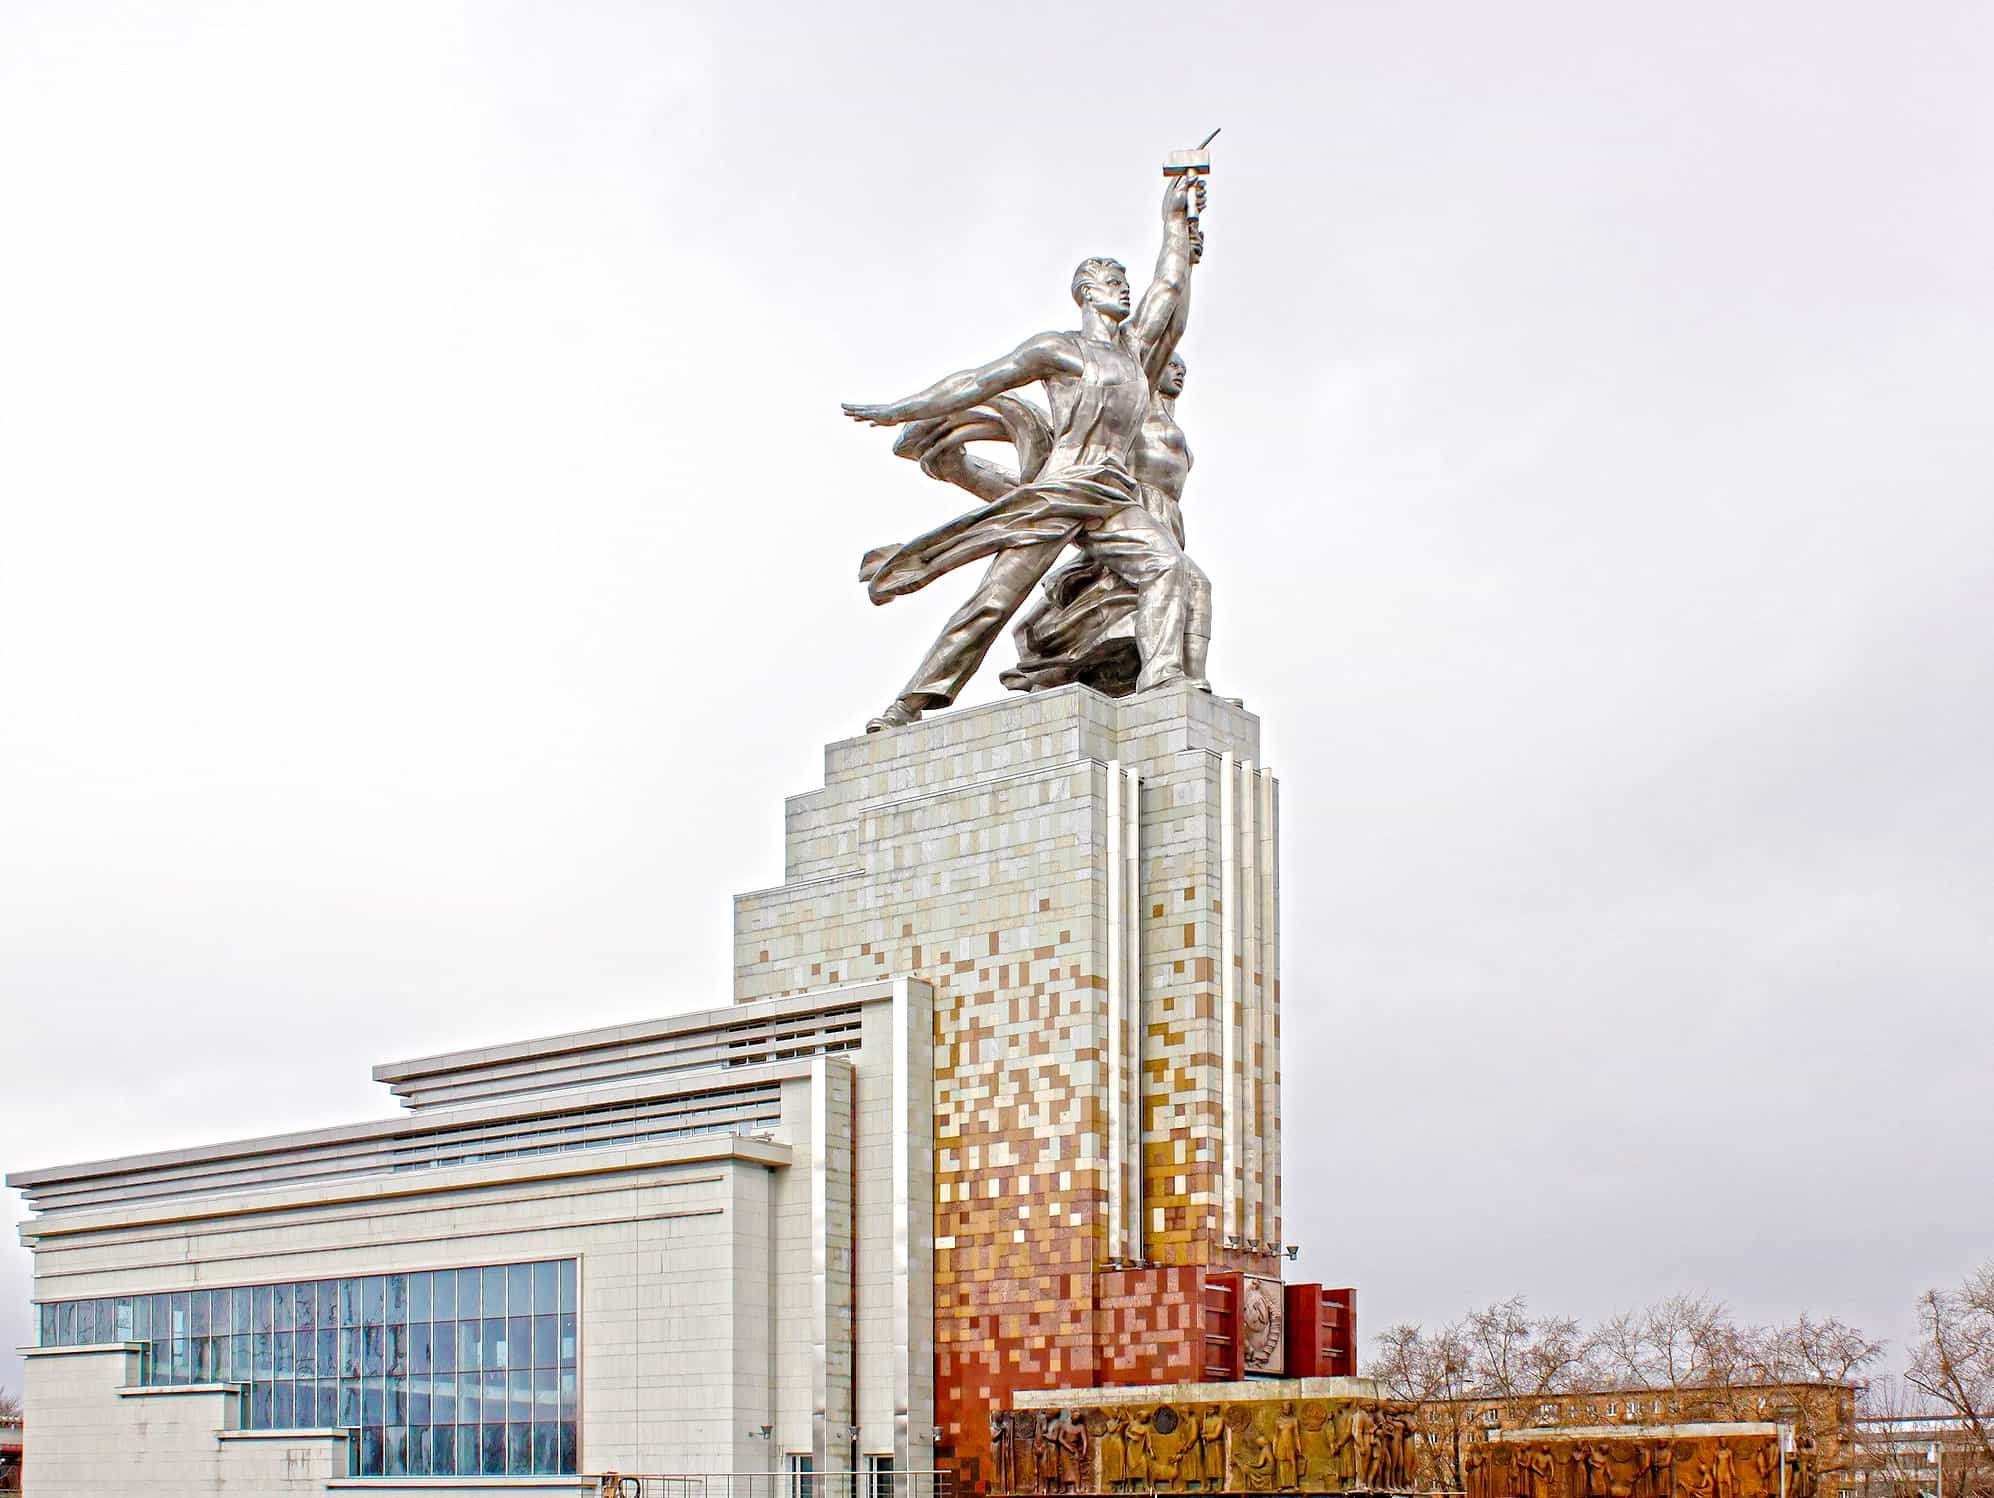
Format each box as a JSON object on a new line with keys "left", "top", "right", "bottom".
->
{"left": 734, "top": 683, "right": 1286, "bottom": 1487}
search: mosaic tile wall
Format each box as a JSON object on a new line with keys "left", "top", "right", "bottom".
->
{"left": 734, "top": 685, "right": 1286, "bottom": 1492}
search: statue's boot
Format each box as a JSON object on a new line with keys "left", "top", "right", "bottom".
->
{"left": 866, "top": 698, "right": 923, "bottom": 734}
{"left": 1185, "top": 629, "right": 1214, "bottom": 693}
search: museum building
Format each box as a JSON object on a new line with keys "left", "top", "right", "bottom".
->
{"left": 12, "top": 685, "right": 1348, "bottom": 1497}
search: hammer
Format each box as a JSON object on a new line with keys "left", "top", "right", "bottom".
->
{"left": 1164, "top": 128, "right": 1218, "bottom": 241}
{"left": 1163, "top": 127, "right": 1222, "bottom": 179}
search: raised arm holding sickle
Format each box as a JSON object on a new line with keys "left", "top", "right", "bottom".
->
{"left": 840, "top": 165, "right": 1212, "bottom": 732}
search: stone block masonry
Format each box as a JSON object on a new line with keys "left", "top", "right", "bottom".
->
{"left": 734, "top": 683, "right": 1285, "bottom": 1491}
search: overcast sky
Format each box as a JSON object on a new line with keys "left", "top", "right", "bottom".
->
{"left": 3, "top": 1, "right": 1991, "bottom": 1399}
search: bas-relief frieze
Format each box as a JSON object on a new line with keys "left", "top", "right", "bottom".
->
{"left": 1467, "top": 1435, "right": 1811, "bottom": 1498}
{"left": 991, "top": 1397, "right": 1419, "bottom": 1494}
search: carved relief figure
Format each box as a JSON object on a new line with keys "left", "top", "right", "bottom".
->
{"left": 1196, "top": 1405, "right": 1230, "bottom": 1491}
{"left": 1032, "top": 1411, "right": 1059, "bottom": 1494}
{"left": 1642, "top": 1440, "right": 1675, "bottom": 1498}
{"left": 1295, "top": 1404, "right": 1333, "bottom": 1485}
{"left": 1582, "top": 1444, "right": 1613, "bottom": 1498}
{"left": 1037, "top": 1410, "right": 1086, "bottom": 1493}
{"left": 990, "top": 1412, "right": 1015, "bottom": 1494}
{"left": 1125, "top": 1409, "right": 1154, "bottom": 1493}
{"left": 1463, "top": 1443, "right": 1491, "bottom": 1498}
{"left": 1518, "top": 1446, "right": 1558, "bottom": 1498}
{"left": 1373, "top": 1410, "right": 1402, "bottom": 1490}
{"left": 1100, "top": 1412, "right": 1127, "bottom": 1492}
{"left": 1274, "top": 1403, "right": 1303, "bottom": 1492}
{"left": 1603, "top": 1441, "right": 1643, "bottom": 1498}
{"left": 1749, "top": 1442, "right": 1779, "bottom": 1498}
{"left": 1371, "top": 1410, "right": 1396, "bottom": 1489}
{"left": 1383, "top": 1409, "right": 1415, "bottom": 1488}
{"left": 1336, "top": 1406, "right": 1371, "bottom": 1489}
{"left": 1715, "top": 1443, "right": 1737, "bottom": 1498}
{"left": 1017, "top": 1411, "right": 1043, "bottom": 1492}
{"left": 1067, "top": 1410, "right": 1093, "bottom": 1491}
{"left": 1622, "top": 1444, "right": 1647, "bottom": 1492}
{"left": 1233, "top": 1425, "right": 1276, "bottom": 1492}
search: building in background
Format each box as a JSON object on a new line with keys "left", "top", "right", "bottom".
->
{"left": 1845, "top": 1414, "right": 1991, "bottom": 1498}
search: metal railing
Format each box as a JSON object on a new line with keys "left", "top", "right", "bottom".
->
{"left": 593, "top": 1472, "right": 953, "bottom": 1498}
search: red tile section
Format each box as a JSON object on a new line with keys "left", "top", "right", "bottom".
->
{"left": 1283, "top": 1284, "right": 1358, "bottom": 1378}
{"left": 1094, "top": 1268, "right": 1209, "bottom": 1386}
{"left": 1203, "top": 1271, "right": 1243, "bottom": 1381}
{"left": 945, "top": 1266, "right": 1268, "bottom": 1490}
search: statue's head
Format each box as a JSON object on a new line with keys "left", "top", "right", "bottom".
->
{"left": 1071, "top": 256, "right": 1131, "bottom": 321}
{"left": 1158, "top": 353, "right": 1187, "bottom": 398}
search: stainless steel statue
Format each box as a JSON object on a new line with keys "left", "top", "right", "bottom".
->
{"left": 842, "top": 145, "right": 1215, "bottom": 732}
{"left": 999, "top": 350, "right": 1202, "bottom": 696}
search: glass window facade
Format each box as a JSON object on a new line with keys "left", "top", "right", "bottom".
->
{"left": 35, "top": 1257, "right": 579, "bottom": 1478}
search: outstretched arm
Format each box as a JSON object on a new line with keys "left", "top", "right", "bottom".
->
{"left": 843, "top": 333, "right": 1077, "bottom": 426}
{"left": 1127, "top": 171, "right": 1204, "bottom": 382}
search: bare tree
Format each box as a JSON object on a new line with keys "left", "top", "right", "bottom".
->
{"left": 1770, "top": 1315, "right": 1889, "bottom": 1387}
{"left": 1373, "top": 1319, "right": 1475, "bottom": 1489}
{"left": 1452, "top": 1296, "right": 1600, "bottom": 1400}
{"left": 1642, "top": 1294, "right": 1745, "bottom": 1390}
{"left": 1592, "top": 1308, "right": 1653, "bottom": 1389}
{"left": 1906, "top": 1264, "right": 1994, "bottom": 1485}
{"left": 1368, "top": 1298, "right": 1620, "bottom": 1488}
{"left": 1518, "top": 1312, "right": 1592, "bottom": 1396}
{"left": 0, "top": 1386, "right": 18, "bottom": 1418}
{"left": 1461, "top": 1297, "right": 1535, "bottom": 1399}
{"left": 1567, "top": 1298, "right": 1880, "bottom": 1408}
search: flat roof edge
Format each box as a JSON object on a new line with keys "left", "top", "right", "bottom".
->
{"left": 24, "top": 1133, "right": 796, "bottom": 1239}
{"left": 370, "top": 978, "right": 907, "bottom": 1086}
{"left": 7, "top": 1056, "right": 816, "bottom": 1190}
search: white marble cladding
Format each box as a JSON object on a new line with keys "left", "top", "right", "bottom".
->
{"left": 20, "top": 1344, "right": 365, "bottom": 1497}
{"left": 11, "top": 977, "right": 936, "bottom": 1489}
{"left": 778, "top": 684, "right": 1261, "bottom": 884}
